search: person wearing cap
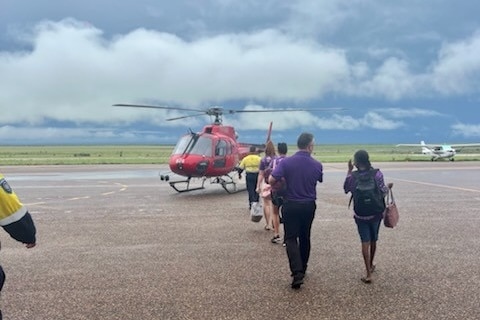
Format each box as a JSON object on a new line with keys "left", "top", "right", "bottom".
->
{"left": 0, "top": 172, "right": 37, "bottom": 320}
{"left": 343, "top": 150, "right": 392, "bottom": 284}
{"left": 268, "top": 133, "right": 323, "bottom": 289}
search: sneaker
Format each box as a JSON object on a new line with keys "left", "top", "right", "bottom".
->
{"left": 291, "top": 273, "right": 304, "bottom": 289}
{"left": 271, "top": 235, "right": 281, "bottom": 244}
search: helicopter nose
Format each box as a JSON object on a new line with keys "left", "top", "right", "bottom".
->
{"left": 175, "top": 159, "right": 184, "bottom": 170}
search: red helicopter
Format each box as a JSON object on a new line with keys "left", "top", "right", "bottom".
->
{"left": 114, "top": 104, "right": 343, "bottom": 193}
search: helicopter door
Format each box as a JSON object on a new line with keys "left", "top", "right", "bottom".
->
{"left": 213, "top": 139, "right": 228, "bottom": 167}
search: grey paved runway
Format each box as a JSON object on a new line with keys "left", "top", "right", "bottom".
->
{"left": 1, "top": 162, "right": 479, "bottom": 320}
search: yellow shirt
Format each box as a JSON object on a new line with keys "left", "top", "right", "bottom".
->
{"left": 239, "top": 154, "right": 261, "bottom": 173}
{"left": 0, "top": 174, "right": 27, "bottom": 226}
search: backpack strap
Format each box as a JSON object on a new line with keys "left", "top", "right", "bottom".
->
{"left": 348, "top": 171, "right": 359, "bottom": 208}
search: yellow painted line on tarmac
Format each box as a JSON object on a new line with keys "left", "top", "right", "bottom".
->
{"left": 393, "top": 178, "right": 480, "bottom": 193}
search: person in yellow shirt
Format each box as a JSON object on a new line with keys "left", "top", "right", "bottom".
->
{"left": 238, "top": 146, "right": 261, "bottom": 209}
{"left": 0, "top": 173, "right": 37, "bottom": 320}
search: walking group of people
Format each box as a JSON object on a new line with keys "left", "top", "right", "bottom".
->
{"left": 240, "top": 132, "right": 393, "bottom": 289}
{"left": 238, "top": 140, "right": 288, "bottom": 244}
{"left": 0, "top": 134, "right": 394, "bottom": 320}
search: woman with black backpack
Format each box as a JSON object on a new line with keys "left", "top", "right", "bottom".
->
{"left": 343, "top": 150, "right": 393, "bottom": 284}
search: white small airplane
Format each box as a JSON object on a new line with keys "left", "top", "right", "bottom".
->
{"left": 396, "top": 141, "right": 480, "bottom": 161}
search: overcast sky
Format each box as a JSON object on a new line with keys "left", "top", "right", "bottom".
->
{"left": 1, "top": 0, "right": 479, "bottom": 145}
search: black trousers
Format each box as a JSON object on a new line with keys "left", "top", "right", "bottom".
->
{"left": 245, "top": 172, "right": 259, "bottom": 207}
{"left": 282, "top": 200, "right": 316, "bottom": 277}
{"left": 0, "top": 265, "right": 4, "bottom": 320}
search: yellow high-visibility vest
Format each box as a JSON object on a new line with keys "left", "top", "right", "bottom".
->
{"left": 0, "top": 175, "right": 27, "bottom": 226}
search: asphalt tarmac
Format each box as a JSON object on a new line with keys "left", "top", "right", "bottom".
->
{"left": 1, "top": 162, "right": 479, "bottom": 320}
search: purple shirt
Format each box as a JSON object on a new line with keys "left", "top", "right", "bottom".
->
{"left": 259, "top": 156, "right": 274, "bottom": 171}
{"left": 271, "top": 150, "right": 323, "bottom": 201}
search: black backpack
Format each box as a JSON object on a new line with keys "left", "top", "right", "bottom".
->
{"left": 350, "top": 169, "right": 385, "bottom": 216}
{"left": 269, "top": 157, "right": 287, "bottom": 206}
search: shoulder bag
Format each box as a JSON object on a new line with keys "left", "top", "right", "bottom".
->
{"left": 384, "top": 188, "right": 399, "bottom": 228}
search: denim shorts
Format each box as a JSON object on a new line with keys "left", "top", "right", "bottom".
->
{"left": 355, "top": 218, "right": 381, "bottom": 243}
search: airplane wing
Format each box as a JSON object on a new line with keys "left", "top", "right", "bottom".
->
{"left": 396, "top": 143, "right": 436, "bottom": 148}
{"left": 450, "top": 143, "right": 480, "bottom": 148}
{"left": 396, "top": 143, "right": 424, "bottom": 147}
{"left": 396, "top": 142, "right": 436, "bottom": 154}
{"left": 397, "top": 143, "right": 480, "bottom": 148}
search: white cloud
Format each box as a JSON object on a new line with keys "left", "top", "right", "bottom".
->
{"left": 431, "top": 31, "right": 480, "bottom": 94}
{"left": 230, "top": 104, "right": 402, "bottom": 131}
{"left": 374, "top": 107, "right": 444, "bottom": 118}
{"left": 351, "top": 58, "right": 419, "bottom": 100}
{"left": 0, "top": 19, "right": 350, "bottom": 126}
{"left": 1, "top": 12, "right": 480, "bottom": 144}
{"left": 0, "top": 125, "right": 176, "bottom": 144}
{"left": 361, "top": 112, "right": 403, "bottom": 130}
{"left": 284, "top": 0, "right": 359, "bottom": 36}
{"left": 451, "top": 123, "right": 480, "bottom": 138}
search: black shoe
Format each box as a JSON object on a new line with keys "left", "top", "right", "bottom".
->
{"left": 271, "top": 235, "right": 281, "bottom": 244}
{"left": 291, "top": 274, "right": 304, "bottom": 289}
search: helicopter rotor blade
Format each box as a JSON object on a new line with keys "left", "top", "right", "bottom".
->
{"left": 227, "top": 107, "right": 346, "bottom": 114}
{"left": 113, "top": 104, "right": 205, "bottom": 113}
{"left": 166, "top": 113, "right": 207, "bottom": 121}
{"left": 114, "top": 103, "right": 346, "bottom": 125}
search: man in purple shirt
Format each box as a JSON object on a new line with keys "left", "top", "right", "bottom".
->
{"left": 268, "top": 132, "right": 323, "bottom": 289}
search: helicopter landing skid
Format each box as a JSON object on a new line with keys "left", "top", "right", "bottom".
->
{"left": 213, "top": 175, "right": 246, "bottom": 194}
{"left": 162, "top": 173, "right": 245, "bottom": 193}
{"left": 168, "top": 177, "right": 207, "bottom": 193}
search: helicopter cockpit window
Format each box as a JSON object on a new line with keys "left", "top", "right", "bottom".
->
{"left": 215, "top": 140, "right": 228, "bottom": 156}
{"left": 172, "top": 135, "right": 213, "bottom": 157}
{"left": 193, "top": 136, "right": 213, "bottom": 156}
{"left": 172, "top": 136, "right": 191, "bottom": 155}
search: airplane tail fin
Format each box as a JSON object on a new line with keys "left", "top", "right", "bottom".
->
{"left": 420, "top": 141, "right": 430, "bottom": 154}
